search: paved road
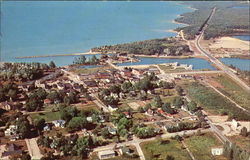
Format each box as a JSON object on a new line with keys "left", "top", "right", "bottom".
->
{"left": 25, "top": 138, "right": 43, "bottom": 160}
{"left": 172, "top": 70, "right": 223, "bottom": 75}
{"left": 194, "top": 7, "right": 250, "bottom": 92}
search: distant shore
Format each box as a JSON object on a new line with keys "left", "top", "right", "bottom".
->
{"left": 15, "top": 51, "right": 102, "bottom": 59}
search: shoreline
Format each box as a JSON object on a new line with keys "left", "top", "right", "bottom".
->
{"left": 14, "top": 51, "right": 103, "bottom": 59}
{"left": 16, "top": 4, "right": 191, "bottom": 60}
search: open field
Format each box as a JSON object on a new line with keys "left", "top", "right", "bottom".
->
{"left": 141, "top": 138, "right": 191, "bottom": 160}
{"left": 75, "top": 102, "right": 100, "bottom": 112}
{"left": 185, "top": 133, "right": 227, "bottom": 160}
{"left": 30, "top": 111, "right": 61, "bottom": 122}
{"left": 183, "top": 81, "right": 250, "bottom": 120}
{"left": 209, "top": 37, "right": 249, "bottom": 50}
{"left": 213, "top": 75, "right": 250, "bottom": 111}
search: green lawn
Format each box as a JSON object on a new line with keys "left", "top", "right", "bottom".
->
{"left": 30, "top": 111, "right": 61, "bottom": 122}
{"left": 215, "top": 75, "right": 250, "bottom": 111}
{"left": 141, "top": 139, "right": 192, "bottom": 160}
{"left": 183, "top": 82, "right": 250, "bottom": 121}
{"left": 185, "top": 133, "right": 227, "bottom": 160}
{"left": 158, "top": 64, "right": 187, "bottom": 73}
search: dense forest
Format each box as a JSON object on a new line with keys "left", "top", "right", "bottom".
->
{"left": 92, "top": 38, "right": 193, "bottom": 56}
{"left": 175, "top": 1, "right": 250, "bottom": 40}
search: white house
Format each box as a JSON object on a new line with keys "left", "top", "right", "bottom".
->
{"left": 211, "top": 147, "right": 224, "bottom": 156}
{"left": 5, "top": 125, "right": 18, "bottom": 137}
{"left": 108, "top": 127, "right": 117, "bottom": 135}
{"left": 87, "top": 117, "right": 93, "bottom": 122}
{"left": 98, "top": 150, "right": 116, "bottom": 159}
{"left": 231, "top": 119, "right": 239, "bottom": 129}
{"left": 108, "top": 105, "right": 118, "bottom": 112}
{"left": 52, "top": 120, "right": 66, "bottom": 128}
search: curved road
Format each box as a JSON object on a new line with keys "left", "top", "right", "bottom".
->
{"left": 194, "top": 7, "right": 250, "bottom": 92}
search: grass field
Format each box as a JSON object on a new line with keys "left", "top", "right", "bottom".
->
{"left": 185, "top": 133, "right": 227, "bottom": 160}
{"left": 75, "top": 103, "right": 100, "bottom": 112}
{"left": 141, "top": 139, "right": 191, "bottom": 160}
{"left": 215, "top": 75, "right": 250, "bottom": 111}
{"left": 183, "top": 82, "right": 250, "bottom": 121}
{"left": 30, "top": 111, "right": 61, "bottom": 122}
{"left": 71, "top": 65, "right": 112, "bottom": 74}
{"left": 229, "top": 135, "right": 250, "bottom": 152}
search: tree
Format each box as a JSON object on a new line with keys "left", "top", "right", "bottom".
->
{"left": 166, "top": 155, "right": 175, "bottom": 160}
{"left": 101, "top": 127, "right": 110, "bottom": 139}
{"left": 119, "top": 128, "right": 128, "bottom": 137}
{"left": 46, "top": 91, "right": 61, "bottom": 103}
{"left": 7, "top": 89, "right": 17, "bottom": 101}
{"left": 162, "top": 103, "right": 175, "bottom": 114}
{"left": 26, "top": 98, "right": 43, "bottom": 112}
{"left": 63, "top": 96, "right": 71, "bottom": 105}
{"left": 172, "top": 96, "right": 183, "bottom": 108}
{"left": 90, "top": 55, "right": 99, "bottom": 64}
{"left": 137, "top": 78, "right": 154, "bottom": 92}
{"left": 175, "top": 86, "right": 183, "bottom": 96}
{"left": 240, "top": 127, "right": 248, "bottom": 137}
{"left": 68, "top": 91, "right": 78, "bottom": 104}
{"left": 60, "top": 106, "right": 78, "bottom": 122}
{"left": 187, "top": 101, "right": 198, "bottom": 113}
{"left": 15, "top": 116, "right": 32, "bottom": 138}
{"left": 21, "top": 153, "right": 31, "bottom": 160}
{"left": 73, "top": 55, "right": 87, "bottom": 64}
{"left": 67, "top": 117, "right": 87, "bottom": 132}
{"left": 74, "top": 136, "right": 90, "bottom": 158}
{"left": 35, "top": 88, "right": 48, "bottom": 100}
{"left": 154, "top": 95, "right": 163, "bottom": 108}
{"left": 49, "top": 61, "right": 56, "bottom": 68}
{"left": 109, "top": 85, "right": 121, "bottom": 94}
{"left": 34, "top": 118, "right": 45, "bottom": 135}
{"left": 103, "top": 96, "right": 119, "bottom": 106}
{"left": 121, "top": 81, "right": 133, "bottom": 93}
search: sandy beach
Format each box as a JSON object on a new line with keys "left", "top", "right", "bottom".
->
{"left": 171, "top": 20, "right": 189, "bottom": 26}
{"left": 209, "top": 37, "right": 250, "bottom": 50}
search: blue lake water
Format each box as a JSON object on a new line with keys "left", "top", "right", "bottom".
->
{"left": 13, "top": 54, "right": 102, "bottom": 67}
{"left": 2, "top": 1, "right": 192, "bottom": 65}
{"left": 117, "top": 57, "right": 216, "bottom": 70}
{"left": 232, "top": 35, "right": 250, "bottom": 41}
{"left": 220, "top": 58, "right": 250, "bottom": 71}
{"left": 230, "top": 6, "right": 249, "bottom": 9}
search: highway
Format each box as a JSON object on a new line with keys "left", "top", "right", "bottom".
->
{"left": 194, "top": 7, "right": 250, "bottom": 92}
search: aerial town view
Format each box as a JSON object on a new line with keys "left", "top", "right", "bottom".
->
{"left": 0, "top": 1, "right": 249, "bottom": 160}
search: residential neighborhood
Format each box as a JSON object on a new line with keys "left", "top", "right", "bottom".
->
{"left": 0, "top": 1, "right": 250, "bottom": 160}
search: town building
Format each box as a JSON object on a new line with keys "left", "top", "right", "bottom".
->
{"left": 211, "top": 147, "right": 224, "bottom": 156}
{"left": 98, "top": 150, "right": 116, "bottom": 159}
{"left": 52, "top": 120, "right": 66, "bottom": 128}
